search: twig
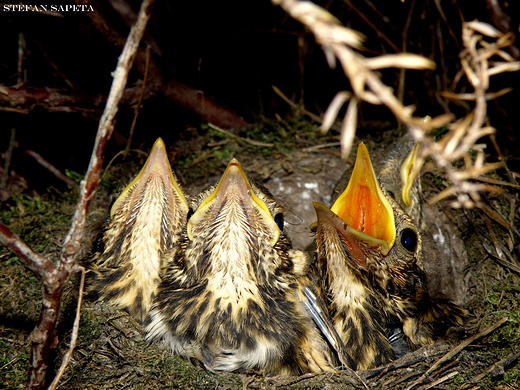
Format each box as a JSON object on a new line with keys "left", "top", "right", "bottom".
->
{"left": 1, "top": 128, "right": 17, "bottom": 189}
{"left": 17, "top": 33, "right": 26, "bottom": 85}
{"left": 104, "top": 148, "right": 148, "bottom": 175}
{"left": 24, "top": 150, "right": 76, "bottom": 186}
{"left": 360, "top": 0, "right": 402, "bottom": 35}
{"left": 484, "top": 0, "right": 519, "bottom": 58}
{"left": 383, "top": 371, "right": 421, "bottom": 388}
{"left": 343, "top": 0, "right": 400, "bottom": 52}
{"left": 0, "top": 224, "right": 57, "bottom": 279}
{"left": 475, "top": 175, "right": 520, "bottom": 189}
{"left": 247, "top": 370, "right": 367, "bottom": 390}
{"left": 0, "top": 85, "right": 105, "bottom": 115}
{"left": 405, "top": 317, "right": 508, "bottom": 390}
{"left": 397, "top": 0, "right": 415, "bottom": 105}
{"left": 32, "top": 38, "right": 74, "bottom": 89}
{"left": 126, "top": 45, "right": 151, "bottom": 151}
{"left": 47, "top": 265, "right": 86, "bottom": 390}
{"left": 480, "top": 202, "right": 519, "bottom": 237}
{"left": 363, "top": 341, "right": 451, "bottom": 379}
{"left": 208, "top": 123, "right": 274, "bottom": 147}
{"left": 0, "top": 357, "right": 20, "bottom": 371}
{"left": 418, "top": 371, "right": 458, "bottom": 390}
{"left": 272, "top": 0, "right": 520, "bottom": 206}
{"left": 483, "top": 242, "right": 520, "bottom": 274}
{"left": 463, "top": 351, "right": 520, "bottom": 388}
{"left": 272, "top": 85, "right": 323, "bottom": 123}
{"left": 302, "top": 142, "right": 341, "bottom": 152}
{"left": 0, "top": 106, "right": 29, "bottom": 114}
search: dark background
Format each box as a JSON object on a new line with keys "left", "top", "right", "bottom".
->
{"left": 1, "top": 0, "right": 519, "bottom": 195}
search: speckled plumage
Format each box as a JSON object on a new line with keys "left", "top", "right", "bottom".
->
{"left": 315, "top": 140, "right": 467, "bottom": 361}
{"left": 364, "top": 138, "right": 467, "bottom": 348}
{"left": 359, "top": 188, "right": 466, "bottom": 349}
{"left": 313, "top": 202, "right": 396, "bottom": 370}
{"left": 146, "top": 159, "right": 344, "bottom": 375}
{"left": 89, "top": 138, "right": 189, "bottom": 323}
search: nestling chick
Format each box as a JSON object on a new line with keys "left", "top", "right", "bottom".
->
{"left": 89, "top": 138, "right": 189, "bottom": 323}
{"left": 146, "top": 159, "right": 347, "bottom": 375}
{"left": 312, "top": 202, "right": 396, "bottom": 370}
{"left": 315, "top": 142, "right": 466, "bottom": 352}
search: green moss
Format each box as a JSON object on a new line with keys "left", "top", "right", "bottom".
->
{"left": 65, "top": 169, "right": 84, "bottom": 183}
{"left": 177, "top": 155, "right": 193, "bottom": 166}
{"left": 485, "top": 291, "right": 501, "bottom": 305}
{"left": 213, "top": 146, "right": 237, "bottom": 160}
{"left": 502, "top": 366, "right": 520, "bottom": 386}
{"left": 0, "top": 336, "right": 30, "bottom": 390}
{"left": 451, "top": 373, "right": 468, "bottom": 387}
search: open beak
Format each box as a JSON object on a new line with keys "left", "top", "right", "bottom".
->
{"left": 110, "top": 137, "right": 189, "bottom": 220}
{"left": 313, "top": 201, "right": 390, "bottom": 269}
{"left": 187, "top": 158, "right": 280, "bottom": 246}
{"left": 329, "top": 143, "right": 395, "bottom": 256}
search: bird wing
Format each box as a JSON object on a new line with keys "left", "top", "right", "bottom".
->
{"left": 301, "top": 284, "right": 354, "bottom": 368}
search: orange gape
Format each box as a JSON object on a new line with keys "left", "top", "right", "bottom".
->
{"left": 331, "top": 143, "right": 396, "bottom": 254}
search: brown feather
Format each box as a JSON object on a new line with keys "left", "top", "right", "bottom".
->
{"left": 89, "top": 138, "right": 189, "bottom": 323}
{"left": 316, "top": 139, "right": 467, "bottom": 364}
{"left": 147, "top": 159, "right": 342, "bottom": 375}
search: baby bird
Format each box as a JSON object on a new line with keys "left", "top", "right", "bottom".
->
{"left": 314, "top": 142, "right": 466, "bottom": 354}
{"left": 146, "top": 159, "right": 348, "bottom": 375}
{"left": 89, "top": 138, "right": 190, "bottom": 323}
{"left": 313, "top": 201, "right": 396, "bottom": 370}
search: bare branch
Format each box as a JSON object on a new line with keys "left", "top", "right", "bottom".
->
{"left": 61, "top": 0, "right": 155, "bottom": 265}
{"left": 47, "top": 266, "right": 86, "bottom": 390}
{"left": 0, "top": 223, "right": 58, "bottom": 286}
{"left": 24, "top": 150, "right": 76, "bottom": 186}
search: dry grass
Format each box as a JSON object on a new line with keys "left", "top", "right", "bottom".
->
{"left": 273, "top": 0, "right": 520, "bottom": 209}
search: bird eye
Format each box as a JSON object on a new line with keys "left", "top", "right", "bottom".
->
{"left": 274, "top": 213, "right": 284, "bottom": 230}
{"left": 400, "top": 228, "right": 417, "bottom": 252}
{"left": 187, "top": 208, "right": 194, "bottom": 222}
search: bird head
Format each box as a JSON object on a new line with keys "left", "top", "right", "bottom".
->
{"left": 374, "top": 134, "right": 421, "bottom": 224}
{"left": 313, "top": 142, "right": 423, "bottom": 290}
{"left": 111, "top": 138, "right": 189, "bottom": 225}
{"left": 184, "top": 158, "right": 305, "bottom": 291}
{"left": 330, "top": 142, "right": 396, "bottom": 256}
{"left": 91, "top": 137, "right": 190, "bottom": 322}
{"left": 108, "top": 137, "right": 190, "bottom": 254}
{"left": 187, "top": 158, "right": 281, "bottom": 246}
